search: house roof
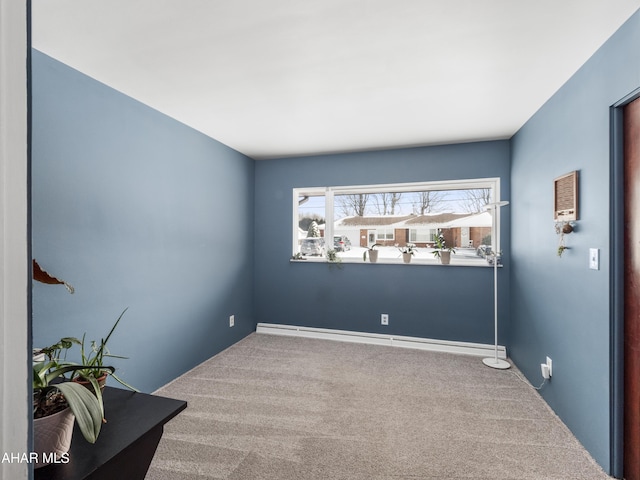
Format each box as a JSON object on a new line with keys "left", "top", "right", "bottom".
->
{"left": 337, "top": 215, "right": 416, "bottom": 227}
{"left": 403, "top": 213, "right": 472, "bottom": 226}
{"left": 335, "top": 212, "right": 491, "bottom": 229}
{"left": 443, "top": 211, "right": 493, "bottom": 228}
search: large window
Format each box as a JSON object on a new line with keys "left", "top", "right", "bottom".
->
{"left": 409, "top": 228, "right": 437, "bottom": 243}
{"left": 375, "top": 228, "right": 395, "bottom": 242}
{"left": 293, "top": 178, "right": 503, "bottom": 266}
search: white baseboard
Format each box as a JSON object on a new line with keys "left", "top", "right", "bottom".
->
{"left": 256, "top": 323, "right": 507, "bottom": 359}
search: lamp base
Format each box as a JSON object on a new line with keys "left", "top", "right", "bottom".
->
{"left": 482, "top": 357, "right": 511, "bottom": 369}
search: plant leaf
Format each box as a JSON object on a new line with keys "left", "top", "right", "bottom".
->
{"left": 110, "top": 373, "right": 140, "bottom": 392}
{"left": 33, "top": 361, "right": 56, "bottom": 388}
{"left": 103, "top": 353, "right": 128, "bottom": 359}
{"left": 102, "top": 308, "right": 128, "bottom": 347}
{"left": 55, "top": 382, "right": 102, "bottom": 443}
{"left": 82, "top": 375, "right": 105, "bottom": 418}
{"left": 44, "top": 364, "right": 86, "bottom": 385}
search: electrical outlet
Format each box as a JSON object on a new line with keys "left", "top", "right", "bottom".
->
{"left": 381, "top": 314, "right": 389, "bottom": 325}
{"left": 229, "top": 315, "right": 235, "bottom": 327}
{"left": 546, "top": 356, "right": 552, "bottom": 377}
{"left": 541, "top": 363, "right": 550, "bottom": 379}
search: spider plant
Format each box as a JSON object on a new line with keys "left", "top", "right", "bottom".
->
{"left": 71, "top": 308, "right": 138, "bottom": 392}
{"left": 33, "top": 344, "right": 114, "bottom": 443}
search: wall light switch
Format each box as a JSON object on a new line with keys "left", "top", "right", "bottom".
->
{"left": 589, "top": 248, "right": 599, "bottom": 270}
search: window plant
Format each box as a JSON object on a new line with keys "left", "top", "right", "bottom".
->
{"left": 397, "top": 243, "right": 417, "bottom": 263}
{"left": 326, "top": 248, "right": 343, "bottom": 269}
{"left": 432, "top": 232, "right": 455, "bottom": 264}
{"left": 363, "top": 243, "right": 381, "bottom": 262}
{"left": 397, "top": 243, "right": 417, "bottom": 255}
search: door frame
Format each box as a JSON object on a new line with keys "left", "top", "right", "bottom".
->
{"left": 0, "top": 0, "right": 31, "bottom": 479}
{"left": 611, "top": 86, "right": 640, "bottom": 479}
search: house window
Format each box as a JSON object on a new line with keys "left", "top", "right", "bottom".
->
{"left": 293, "top": 178, "right": 503, "bottom": 265}
{"left": 409, "top": 229, "right": 437, "bottom": 243}
{"left": 376, "top": 229, "right": 395, "bottom": 241}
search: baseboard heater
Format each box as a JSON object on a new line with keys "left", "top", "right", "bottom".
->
{"left": 256, "top": 323, "right": 507, "bottom": 359}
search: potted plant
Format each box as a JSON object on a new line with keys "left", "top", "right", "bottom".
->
{"left": 397, "top": 243, "right": 417, "bottom": 263}
{"left": 432, "top": 232, "right": 455, "bottom": 265}
{"left": 363, "top": 243, "right": 381, "bottom": 263}
{"left": 71, "top": 308, "right": 138, "bottom": 392}
{"left": 33, "top": 339, "right": 113, "bottom": 468}
{"left": 326, "top": 249, "right": 344, "bottom": 269}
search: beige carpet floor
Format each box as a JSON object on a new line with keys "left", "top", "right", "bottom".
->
{"left": 146, "top": 333, "right": 611, "bottom": 480}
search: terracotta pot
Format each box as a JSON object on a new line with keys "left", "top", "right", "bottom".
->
{"left": 33, "top": 407, "right": 75, "bottom": 468}
{"left": 73, "top": 372, "right": 108, "bottom": 393}
{"left": 402, "top": 252, "right": 412, "bottom": 264}
{"left": 440, "top": 251, "right": 451, "bottom": 265}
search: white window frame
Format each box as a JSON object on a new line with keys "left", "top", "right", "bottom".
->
{"left": 293, "top": 178, "right": 503, "bottom": 264}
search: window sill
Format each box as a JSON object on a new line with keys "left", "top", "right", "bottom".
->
{"left": 290, "top": 257, "right": 501, "bottom": 267}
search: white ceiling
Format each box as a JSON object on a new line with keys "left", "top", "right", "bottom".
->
{"left": 32, "top": 1, "right": 640, "bottom": 160}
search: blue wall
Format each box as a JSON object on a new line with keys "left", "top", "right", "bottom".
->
{"left": 510, "top": 10, "right": 640, "bottom": 473}
{"left": 31, "top": 50, "right": 256, "bottom": 393}
{"left": 254, "top": 141, "right": 511, "bottom": 344}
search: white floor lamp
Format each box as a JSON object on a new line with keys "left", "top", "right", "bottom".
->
{"left": 482, "top": 200, "right": 510, "bottom": 370}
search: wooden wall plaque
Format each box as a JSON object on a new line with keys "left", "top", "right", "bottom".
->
{"left": 554, "top": 171, "right": 578, "bottom": 221}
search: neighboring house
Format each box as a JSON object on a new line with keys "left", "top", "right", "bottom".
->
{"left": 439, "top": 211, "right": 493, "bottom": 248}
{"left": 334, "top": 212, "right": 492, "bottom": 248}
{"left": 334, "top": 214, "right": 414, "bottom": 248}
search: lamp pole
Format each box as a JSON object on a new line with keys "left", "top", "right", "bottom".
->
{"left": 482, "top": 201, "right": 510, "bottom": 370}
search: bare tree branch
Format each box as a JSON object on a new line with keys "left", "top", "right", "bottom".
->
{"left": 338, "top": 194, "right": 370, "bottom": 217}
{"left": 460, "top": 188, "right": 492, "bottom": 213}
{"left": 412, "top": 190, "right": 445, "bottom": 214}
{"left": 371, "top": 192, "right": 402, "bottom": 215}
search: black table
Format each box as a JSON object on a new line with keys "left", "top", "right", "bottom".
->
{"left": 35, "top": 387, "right": 187, "bottom": 480}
